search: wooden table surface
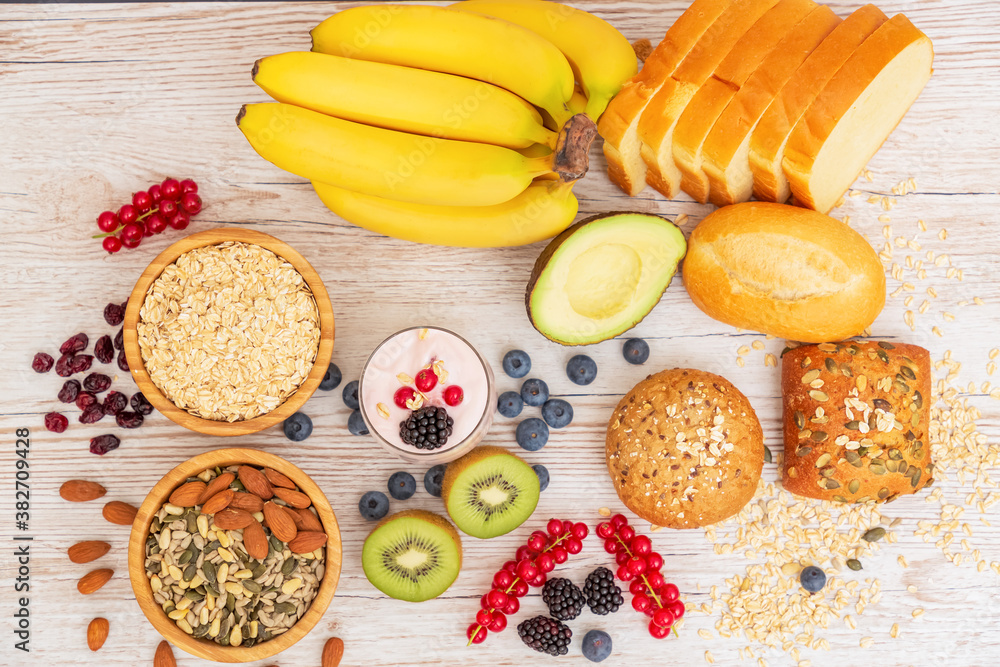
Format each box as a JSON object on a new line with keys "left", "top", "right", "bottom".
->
{"left": 2, "top": 2, "right": 999, "bottom": 665}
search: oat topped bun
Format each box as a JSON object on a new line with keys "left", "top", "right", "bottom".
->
{"left": 606, "top": 369, "right": 764, "bottom": 529}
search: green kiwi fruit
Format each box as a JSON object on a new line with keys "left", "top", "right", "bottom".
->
{"left": 361, "top": 509, "right": 462, "bottom": 602}
{"left": 442, "top": 445, "right": 540, "bottom": 539}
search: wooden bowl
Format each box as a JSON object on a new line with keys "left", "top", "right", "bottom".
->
{"left": 128, "top": 448, "right": 342, "bottom": 663}
{"left": 123, "top": 227, "right": 335, "bottom": 436}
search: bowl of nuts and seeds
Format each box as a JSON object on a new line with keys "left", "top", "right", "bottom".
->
{"left": 127, "top": 448, "right": 342, "bottom": 662}
{"left": 122, "top": 228, "right": 335, "bottom": 436}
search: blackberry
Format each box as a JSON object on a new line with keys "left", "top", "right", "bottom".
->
{"left": 583, "top": 567, "right": 624, "bottom": 615}
{"left": 399, "top": 406, "right": 453, "bottom": 450}
{"left": 542, "top": 577, "right": 584, "bottom": 621}
{"left": 517, "top": 616, "right": 571, "bottom": 656}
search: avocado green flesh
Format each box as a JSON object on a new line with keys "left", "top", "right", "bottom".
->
{"left": 445, "top": 453, "right": 539, "bottom": 539}
{"left": 529, "top": 213, "right": 687, "bottom": 345}
{"left": 362, "top": 515, "right": 461, "bottom": 602}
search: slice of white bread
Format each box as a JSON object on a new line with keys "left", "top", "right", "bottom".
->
{"left": 783, "top": 14, "right": 933, "bottom": 213}
{"left": 703, "top": 5, "right": 841, "bottom": 206}
{"left": 597, "top": 0, "right": 732, "bottom": 196}
{"left": 673, "top": 0, "right": 817, "bottom": 204}
{"left": 748, "top": 5, "right": 888, "bottom": 203}
{"left": 638, "top": 0, "right": 782, "bottom": 200}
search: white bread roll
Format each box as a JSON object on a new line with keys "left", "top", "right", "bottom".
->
{"left": 682, "top": 202, "right": 885, "bottom": 342}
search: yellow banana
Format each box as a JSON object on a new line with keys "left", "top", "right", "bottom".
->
{"left": 237, "top": 103, "right": 556, "bottom": 207}
{"left": 310, "top": 4, "right": 575, "bottom": 127}
{"left": 253, "top": 51, "right": 556, "bottom": 150}
{"left": 453, "top": 0, "right": 637, "bottom": 120}
{"left": 312, "top": 180, "right": 578, "bottom": 247}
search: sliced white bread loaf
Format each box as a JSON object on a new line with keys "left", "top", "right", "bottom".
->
{"left": 638, "top": 0, "right": 781, "bottom": 200}
{"left": 702, "top": 5, "right": 841, "bottom": 207}
{"left": 597, "top": 0, "right": 732, "bottom": 196}
{"left": 673, "top": 0, "right": 817, "bottom": 204}
{"left": 748, "top": 5, "right": 888, "bottom": 204}
{"left": 783, "top": 13, "right": 933, "bottom": 213}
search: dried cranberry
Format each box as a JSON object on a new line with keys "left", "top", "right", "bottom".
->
{"left": 117, "top": 349, "right": 129, "bottom": 372}
{"left": 95, "top": 335, "right": 114, "bottom": 364}
{"left": 75, "top": 391, "right": 97, "bottom": 410}
{"left": 103, "top": 390, "right": 128, "bottom": 415}
{"left": 104, "top": 302, "right": 125, "bottom": 326}
{"left": 89, "top": 434, "right": 120, "bottom": 456}
{"left": 80, "top": 404, "right": 105, "bottom": 424}
{"left": 32, "top": 352, "right": 54, "bottom": 373}
{"left": 82, "top": 373, "right": 111, "bottom": 393}
{"left": 55, "top": 354, "right": 74, "bottom": 377}
{"left": 113, "top": 327, "right": 124, "bottom": 350}
{"left": 69, "top": 354, "right": 94, "bottom": 375}
{"left": 130, "top": 392, "right": 154, "bottom": 416}
{"left": 60, "top": 333, "right": 89, "bottom": 355}
{"left": 57, "top": 380, "right": 81, "bottom": 403}
{"left": 44, "top": 412, "right": 68, "bottom": 433}
{"left": 116, "top": 411, "right": 143, "bottom": 429}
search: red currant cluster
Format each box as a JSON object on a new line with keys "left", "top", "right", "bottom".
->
{"left": 467, "top": 518, "right": 588, "bottom": 646}
{"left": 393, "top": 366, "right": 464, "bottom": 409}
{"left": 94, "top": 177, "right": 202, "bottom": 253}
{"left": 596, "top": 514, "right": 684, "bottom": 639}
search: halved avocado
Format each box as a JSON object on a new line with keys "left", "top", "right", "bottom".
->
{"left": 526, "top": 212, "right": 687, "bottom": 345}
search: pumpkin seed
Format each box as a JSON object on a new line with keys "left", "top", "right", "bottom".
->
{"left": 815, "top": 453, "right": 832, "bottom": 467}
{"left": 887, "top": 448, "right": 903, "bottom": 461}
{"left": 823, "top": 478, "right": 841, "bottom": 489}
{"left": 825, "top": 358, "right": 838, "bottom": 373}
{"left": 913, "top": 391, "right": 923, "bottom": 408}
{"left": 811, "top": 431, "right": 828, "bottom": 442}
{"left": 840, "top": 363, "right": 853, "bottom": 377}
{"left": 893, "top": 379, "right": 910, "bottom": 394}
{"left": 163, "top": 514, "right": 184, "bottom": 524}
{"left": 796, "top": 446, "right": 812, "bottom": 458}
{"left": 847, "top": 559, "right": 863, "bottom": 571}
{"left": 877, "top": 487, "right": 890, "bottom": 499}
{"left": 878, "top": 341, "right": 896, "bottom": 350}
{"left": 186, "top": 512, "right": 199, "bottom": 534}
{"left": 877, "top": 349, "right": 890, "bottom": 364}
{"left": 763, "top": 446, "right": 773, "bottom": 464}
{"left": 863, "top": 527, "right": 886, "bottom": 542}
{"left": 832, "top": 494, "right": 847, "bottom": 503}
{"left": 910, "top": 468, "right": 922, "bottom": 487}
{"left": 178, "top": 549, "right": 194, "bottom": 566}
{"left": 184, "top": 589, "right": 204, "bottom": 601}
{"left": 904, "top": 430, "right": 916, "bottom": 441}
{"left": 243, "top": 580, "right": 262, "bottom": 595}
{"left": 799, "top": 356, "right": 811, "bottom": 367}
{"left": 897, "top": 461, "right": 908, "bottom": 475}
{"left": 809, "top": 390, "right": 829, "bottom": 402}
{"left": 281, "top": 559, "right": 297, "bottom": 577}
{"left": 886, "top": 459, "right": 899, "bottom": 473}
{"left": 911, "top": 411, "right": 921, "bottom": 427}
{"left": 202, "top": 561, "right": 217, "bottom": 584}
{"left": 848, "top": 345, "right": 860, "bottom": 355}
{"left": 856, "top": 496, "right": 872, "bottom": 503}
{"left": 873, "top": 398, "right": 892, "bottom": 411}
{"left": 869, "top": 461, "right": 886, "bottom": 475}
{"left": 232, "top": 480, "right": 245, "bottom": 492}
{"left": 820, "top": 466, "right": 836, "bottom": 478}
{"left": 802, "top": 369, "right": 821, "bottom": 384}
{"left": 269, "top": 536, "right": 283, "bottom": 553}
{"left": 252, "top": 563, "right": 268, "bottom": 580}
{"left": 845, "top": 421, "right": 860, "bottom": 430}
{"left": 184, "top": 562, "right": 198, "bottom": 582}
{"left": 901, "top": 365, "right": 917, "bottom": 381}
{"left": 848, "top": 479, "right": 861, "bottom": 494}
{"left": 794, "top": 411, "right": 805, "bottom": 429}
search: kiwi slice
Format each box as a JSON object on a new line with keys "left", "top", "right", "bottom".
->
{"left": 361, "top": 509, "right": 462, "bottom": 602}
{"left": 442, "top": 445, "right": 540, "bottom": 539}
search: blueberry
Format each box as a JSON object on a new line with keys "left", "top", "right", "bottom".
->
{"left": 516, "top": 417, "right": 549, "bottom": 451}
{"left": 342, "top": 380, "right": 360, "bottom": 410}
{"left": 533, "top": 464, "right": 550, "bottom": 492}
{"left": 541, "top": 399, "right": 573, "bottom": 428}
{"left": 358, "top": 491, "right": 389, "bottom": 521}
{"left": 520, "top": 378, "right": 549, "bottom": 407}
{"left": 622, "top": 338, "right": 650, "bottom": 365}
{"left": 581, "top": 629, "right": 613, "bottom": 662}
{"left": 319, "top": 362, "right": 343, "bottom": 391}
{"left": 424, "top": 464, "right": 446, "bottom": 497}
{"left": 800, "top": 565, "right": 826, "bottom": 594}
{"left": 497, "top": 391, "right": 524, "bottom": 418}
{"left": 348, "top": 409, "right": 368, "bottom": 436}
{"left": 387, "top": 471, "right": 416, "bottom": 500}
{"left": 282, "top": 412, "right": 313, "bottom": 442}
{"left": 502, "top": 349, "right": 531, "bottom": 378}
{"left": 566, "top": 354, "right": 597, "bottom": 385}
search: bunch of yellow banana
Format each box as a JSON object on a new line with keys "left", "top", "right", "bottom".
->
{"left": 239, "top": 1, "right": 636, "bottom": 247}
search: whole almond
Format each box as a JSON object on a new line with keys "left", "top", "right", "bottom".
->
{"left": 263, "top": 467, "right": 296, "bottom": 489}
{"left": 291, "top": 507, "right": 324, "bottom": 532}
{"left": 201, "top": 489, "right": 235, "bottom": 514}
{"left": 102, "top": 501, "right": 138, "bottom": 526}
{"left": 322, "top": 636, "right": 345, "bottom": 667}
{"left": 262, "top": 501, "right": 298, "bottom": 542}
{"left": 68, "top": 540, "right": 111, "bottom": 564}
{"left": 87, "top": 617, "right": 109, "bottom": 651}
{"left": 230, "top": 491, "right": 264, "bottom": 513}
{"left": 154, "top": 640, "right": 176, "bottom": 667}
{"left": 213, "top": 508, "right": 255, "bottom": 530}
{"left": 197, "top": 472, "right": 235, "bottom": 504}
{"left": 288, "top": 530, "right": 327, "bottom": 554}
{"left": 238, "top": 465, "right": 273, "bottom": 499}
{"left": 168, "top": 480, "right": 207, "bottom": 507}
{"left": 78, "top": 568, "right": 114, "bottom": 595}
{"left": 243, "top": 519, "right": 269, "bottom": 560}
{"left": 60, "top": 479, "right": 107, "bottom": 502}
{"left": 273, "top": 487, "right": 312, "bottom": 509}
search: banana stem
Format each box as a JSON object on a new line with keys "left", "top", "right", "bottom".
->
{"left": 549, "top": 113, "right": 599, "bottom": 183}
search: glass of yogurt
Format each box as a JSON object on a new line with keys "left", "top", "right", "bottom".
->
{"left": 358, "top": 326, "right": 496, "bottom": 464}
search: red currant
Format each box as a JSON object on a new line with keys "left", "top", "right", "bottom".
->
{"left": 480, "top": 592, "right": 491, "bottom": 609}
{"left": 516, "top": 560, "right": 538, "bottom": 581}
{"left": 630, "top": 579, "right": 646, "bottom": 595}
{"left": 547, "top": 518, "right": 564, "bottom": 536}
{"left": 141, "top": 220, "right": 156, "bottom": 237}
{"left": 148, "top": 184, "right": 163, "bottom": 203}
{"left": 596, "top": 521, "right": 614, "bottom": 539}
{"left": 493, "top": 570, "right": 514, "bottom": 589}
{"left": 132, "top": 190, "right": 153, "bottom": 213}
{"left": 515, "top": 545, "right": 537, "bottom": 563}
{"left": 168, "top": 211, "right": 190, "bottom": 230}
{"left": 646, "top": 572, "right": 665, "bottom": 590}
{"left": 145, "top": 213, "right": 167, "bottom": 235}
{"left": 562, "top": 520, "right": 575, "bottom": 533}
{"left": 610, "top": 514, "right": 629, "bottom": 530}
{"left": 502, "top": 560, "right": 518, "bottom": 574}
{"left": 565, "top": 537, "right": 583, "bottom": 555}
{"left": 603, "top": 538, "right": 619, "bottom": 554}
{"left": 415, "top": 368, "right": 437, "bottom": 392}
{"left": 617, "top": 564, "right": 634, "bottom": 581}
{"left": 627, "top": 556, "right": 646, "bottom": 576}
{"left": 632, "top": 594, "right": 651, "bottom": 612}
{"left": 102, "top": 236, "right": 122, "bottom": 253}
{"left": 158, "top": 199, "right": 178, "bottom": 218}
{"left": 646, "top": 553, "right": 664, "bottom": 571}
{"left": 443, "top": 385, "right": 464, "bottom": 406}
{"left": 475, "top": 609, "right": 493, "bottom": 626}
{"left": 121, "top": 223, "right": 143, "bottom": 246}
{"left": 536, "top": 553, "right": 555, "bottom": 573}
{"left": 648, "top": 620, "right": 670, "bottom": 639}
{"left": 550, "top": 546, "right": 568, "bottom": 564}
{"left": 97, "top": 211, "right": 119, "bottom": 233}
{"left": 527, "top": 531, "right": 548, "bottom": 553}
{"left": 630, "top": 535, "right": 652, "bottom": 554}
{"left": 652, "top": 607, "right": 675, "bottom": 628}
{"left": 487, "top": 589, "right": 508, "bottom": 608}
{"left": 528, "top": 572, "right": 546, "bottom": 587}
{"left": 615, "top": 550, "right": 630, "bottom": 565}
{"left": 571, "top": 522, "right": 589, "bottom": 540}
{"left": 118, "top": 204, "right": 138, "bottom": 225}
{"left": 660, "top": 583, "right": 680, "bottom": 604}
{"left": 394, "top": 386, "right": 416, "bottom": 409}
{"left": 487, "top": 611, "right": 507, "bottom": 632}
{"left": 161, "top": 178, "right": 182, "bottom": 200}
{"left": 180, "top": 192, "right": 202, "bottom": 215}
{"left": 467, "top": 624, "right": 488, "bottom": 644}
{"left": 180, "top": 178, "right": 198, "bottom": 194}
{"left": 511, "top": 580, "right": 529, "bottom": 597}
{"left": 618, "top": 525, "right": 636, "bottom": 541}
{"left": 666, "top": 600, "right": 685, "bottom": 619}
{"left": 503, "top": 596, "right": 520, "bottom": 615}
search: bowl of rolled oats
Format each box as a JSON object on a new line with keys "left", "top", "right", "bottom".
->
{"left": 123, "top": 228, "right": 334, "bottom": 435}
{"left": 128, "top": 447, "right": 342, "bottom": 662}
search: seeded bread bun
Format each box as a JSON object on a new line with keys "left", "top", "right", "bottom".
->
{"left": 606, "top": 369, "right": 764, "bottom": 529}
{"left": 781, "top": 341, "right": 934, "bottom": 503}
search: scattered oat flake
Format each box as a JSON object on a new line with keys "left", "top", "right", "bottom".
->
{"left": 396, "top": 373, "right": 413, "bottom": 385}
{"left": 418, "top": 328, "right": 429, "bottom": 340}
{"left": 705, "top": 651, "right": 715, "bottom": 664}
{"left": 752, "top": 340, "right": 765, "bottom": 350}
{"left": 736, "top": 357, "right": 745, "bottom": 368}
{"left": 890, "top": 623, "right": 900, "bottom": 638}
{"left": 765, "top": 353, "right": 777, "bottom": 368}
{"left": 699, "top": 629, "right": 713, "bottom": 640}
{"left": 738, "top": 345, "right": 751, "bottom": 356}
{"left": 912, "top": 608, "right": 925, "bottom": 618}
{"left": 377, "top": 403, "right": 390, "bottom": 419}
{"left": 897, "top": 555, "right": 908, "bottom": 568}
{"left": 650, "top": 524, "right": 663, "bottom": 532}
{"left": 939, "top": 229, "right": 948, "bottom": 240}
{"left": 860, "top": 636, "right": 875, "bottom": 648}
{"left": 598, "top": 507, "right": 611, "bottom": 517}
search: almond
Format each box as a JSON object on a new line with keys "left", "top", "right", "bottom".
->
{"left": 68, "top": 540, "right": 111, "bottom": 564}
{"left": 230, "top": 491, "right": 264, "bottom": 513}
{"left": 200, "top": 489, "right": 234, "bottom": 515}
{"left": 322, "top": 636, "right": 345, "bottom": 667}
{"left": 213, "top": 508, "right": 255, "bottom": 530}
{"left": 238, "top": 465, "right": 273, "bottom": 499}
{"left": 288, "top": 530, "right": 327, "bottom": 554}
{"left": 197, "top": 472, "right": 235, "bottom": 504}
{"left": 154, "top": 640, "right": 176, "bottom": 667}
{"left": 168, "top": 480, "right": 207, "bottom": 507}
{"left": 273, "top": 486, "right": 312, "bottom": 509}
{"left": 243, "top": 519, "right": 269, "bottom": 560}
{"left": 60, "top": 479, "right": 106, "bottom": 502}
{"left": 263, "top": 467, "right": 296, "bottom": 489}
{"left": 262, "top": 501, "right": 297, "bottom": 543}
{"left": 78, "top": 568, "right": 114, "bottom": 595}
{"left": 291, "top": 507, "right": 324, "bottom": 532}
{"left": 87, "top": 617, "right": 109, "bottom": 651}
{"left": 102, "top": 501, "right": 137, "bottom": 526}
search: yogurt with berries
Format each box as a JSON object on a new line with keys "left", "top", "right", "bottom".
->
{"left": 359, "top": 326, "right": 495, "bottom": 463}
